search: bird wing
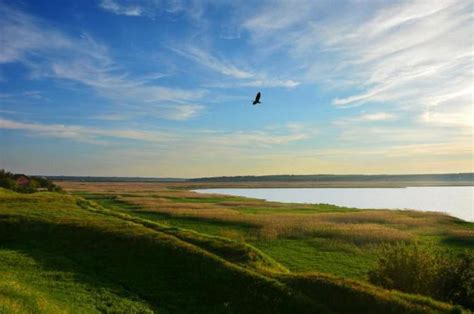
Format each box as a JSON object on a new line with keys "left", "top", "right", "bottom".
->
{"left": 255, "top": 92, "right": 261, "bottom": 101}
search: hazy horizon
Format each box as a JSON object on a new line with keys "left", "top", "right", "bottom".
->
{"left": 1, "top": 0, "right": 473, "bottom": 177}
{"left": 15, "top": 171, "right": 474, "bottom": 180}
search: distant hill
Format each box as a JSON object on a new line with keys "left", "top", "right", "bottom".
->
{"left": 47, "top": 176, "right": 186, "bottom": 182}
{"left": 47, "top": 173, "right": 474, "bottom": 186}
{"left": 188, "top": 173, "right": 474, "bottom": 183}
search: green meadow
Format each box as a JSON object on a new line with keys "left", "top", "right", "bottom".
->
{"left": 0, "top": 181, "right": 472, "bottom": 313}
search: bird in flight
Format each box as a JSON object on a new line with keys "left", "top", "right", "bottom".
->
{"left": 252, "top": 92, "right": 261, "bottom": 105}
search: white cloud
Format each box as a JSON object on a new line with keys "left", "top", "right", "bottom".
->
{"left": 0, "top": 4, "right": 74, "bottom": 64}
{"left": 237, "top": 79, "right": 299, "bottom": 88}
{"left": 0, "top": 2, "right": 206, "bottom": 120}
{"left": 49, "top": 60, "right": 206, "bottom": 119}
{"left": 96, "top": 0, "right": 208, "bottom": 22}
{"left": 99, "top": 0, "right": 142, "bottom": 16}
{"left": 357, "top": 112, "right": 398, "bottom": 122}
{"left": 242, "top": 0, "right": 320, "bottom": 40}
{"left": 171, "top": 45, "right": 299, "bottom": 88}
{"left": 333, "top": 112, "right": 398, "bottom": 127}
{"left": 242, "top": 0, "right": 473, "bottom": 128}
{"left": 155, "top": 104, "right": 205, "bottom": 121}
{"left": 170, "top": 46, "right": 254, "bottom": 79}
{"left": 0, "top": 117, "right": 313, "bottom": 148}
{"left": 420, "top": 106, "right": 474, "bottom": 128}
{"left": 92, "top": 113, "right": 129, "bottom": 121}
{"left": 208, "top": 130, "right": 308, "bottom": 147}
{"left": 0, "top": 118, "right": 176, "bottom": 143}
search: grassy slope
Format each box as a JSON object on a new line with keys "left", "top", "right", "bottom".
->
{"left": 0, "top": 189, "right": 462, "bottom": 313}
{"left": 78, "top": 193, "right": 375, "bottom": 278}
{"left": 76, "top": 188, "right": 473, "bottom": 280}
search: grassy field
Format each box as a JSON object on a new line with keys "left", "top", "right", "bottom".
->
{"left": 0, "top": 182, "right": 472, "bottom": 313}
{"left": 62, "top": 181, "right": 473, "bottom": 279}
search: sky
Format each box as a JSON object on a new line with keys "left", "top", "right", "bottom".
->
{"left": 0, "top": 0, "right": 472, "bottom": 177}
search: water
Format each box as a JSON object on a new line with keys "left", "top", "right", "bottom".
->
{"left": 195, "top": 186, "right": 474, "bottom": 222}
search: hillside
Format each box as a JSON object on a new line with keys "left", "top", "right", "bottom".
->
{"left": 0, "top": 188, "right": 463, "bottom": 313}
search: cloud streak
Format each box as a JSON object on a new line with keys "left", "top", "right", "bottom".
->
{"left": 170, "top": 45, "right": 300, "bottom": 88}
{"left": 170, "top": 46, "right": 254, "bottom": 79}
{"left": 99, "top": 0, "right": 142, "bottom": 16}
{"left": 0, "top": 117, "right": 313, "bottom": 148}
{"left": 0, "top": 2, "right": 206, "bottom": 120}
{"left": 0, "top": 118, "right": 176, "bottom": 144}
{"left": 243, "top": 0, "right": 473, "bottom": 127}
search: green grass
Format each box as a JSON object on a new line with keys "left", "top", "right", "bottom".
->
{"left": 74, "top": 195, "right": 379, "bottom": 279}
{"left": 0, "top": 190, "right": 304, "bottom": 313}
{"left": 134, "top": 211, "right": 255, "bottom": 238}
{"left": 0, "top": 249, "right": 153, "bottom": 313}
{"left": 250, "top": 239, "right": 377, "bottom": 279}
{"left": 76, "top": 192, "right": 258, "bottom": 237}
{"left": 75, "top": 192, "right": 473, "bottom": 282}
{"left": 164, "top": 196, "right": 247, "bottom": 203}
{"left": 72, "top": 192, "right": 139, "bottom": 211}
{"left": 231, "top": 203, "right": 358, "bottom": 214}
{"left": 74, "top": 194, "right": 377, "bottom": 279}
{"left": 0, "top": 188, "right": 467, "bottom": 313}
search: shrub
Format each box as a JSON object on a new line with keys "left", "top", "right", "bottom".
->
{"left": 368, "top": 242, "right": 473, "bottom": 310}
{"left": 0, "top": 169, "right": 62, "bottom": 193}
{"left": 435, "top": 251, "right": 473, "bottom": 310}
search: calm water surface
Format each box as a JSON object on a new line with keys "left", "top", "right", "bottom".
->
{"left": 195, "top": 187, "right": 474, "bottom": 222}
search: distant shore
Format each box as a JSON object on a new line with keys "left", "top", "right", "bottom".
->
{"left": 50, "top": 173, "right": 474, "bottom": 188}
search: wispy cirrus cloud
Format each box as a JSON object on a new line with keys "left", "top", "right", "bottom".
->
{"left": 0, "top": 117, "right": 313, "bottom": 148}
{"left": 49, "top": 60, "right": 207, "bottom": 120}
{"left": 0, "top": 2, "right": 206, "bottom": 120}
{"left": 0, "top": 3, "right": 94, "bottom": 64}
{"left": 242, "top": 0, "right": 473, "bottom": 128}
{"left": 356, "top": 113, "right": 397, "bottom": 122}
{"left": 242, "top": 0, "right": 320, "bottom": 41}
{"left": 334, "top": 112, "right": 398, "bottom": 126}
{"left": 96, "top": 0, "right": 208, "bottom": 21}
{"left": 420, "top": 108, "right": 474, "bottom": 128}
{"left": 98, "top": 0, "right": 142, "bottom": 16}
{"left": 170, "top": 45, "right": 299, "bottom": 88}
{"left": 0, "top": 117, "right": 177, "bottom": 144}
{"left": 170, "top": 45, "right": 254, "bottom": 79}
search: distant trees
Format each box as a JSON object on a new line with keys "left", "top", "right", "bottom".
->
{"left": 368, "top": 242, "right": 473, "bottom": 310}
{"left": 0, "top": 169, "right": 62, "bottom": 193}
{"left": 188, "top": 173, "right": 474, "bottom": 183}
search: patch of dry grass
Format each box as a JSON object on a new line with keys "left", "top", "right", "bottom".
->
{"left": 111, "top": 194, "right": 418, "bottom": 244}
{"left": 443, "top": 228, "right": 474, "bottom": 245}
{"left": 257, "top": 216, "right": 413, "bottom": 243}
{"left": 58, "top": 181, "right": 469, "bottom": 247}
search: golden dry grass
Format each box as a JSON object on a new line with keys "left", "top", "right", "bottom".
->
{"left": 443, "top": 228, "right": 474, "bottom": 244}
{"left": 55, "top": 181, "right": 468, "bottom": 245}
{"left": 59, "top": 180, "right": 474, "bottom": 191}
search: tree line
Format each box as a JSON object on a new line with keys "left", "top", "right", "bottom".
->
{"left": 0, "top": 169, "right": 62, "bottom": 193}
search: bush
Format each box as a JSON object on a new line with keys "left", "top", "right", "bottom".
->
{"left": 0, "top": 169, "right": 62, "bottom": 193}
{"left": 368, "top": 242, "right": 473, "bottom": 310}
{"left": 436, "top": 251, "right": 474, "bottom": 310}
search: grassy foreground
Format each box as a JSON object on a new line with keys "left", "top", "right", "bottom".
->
{"left": 62, "top": 182, "right": 473, "bottom": 279}
{"left": 0, "top": 185, "right": 470, "bottom": 313}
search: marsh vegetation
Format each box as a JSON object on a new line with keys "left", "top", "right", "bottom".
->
{"left": 63, "top": 182, "right": 473, "bottom": 299}
{"left": 0, "top": 181, "right": 472, "bottom": 313}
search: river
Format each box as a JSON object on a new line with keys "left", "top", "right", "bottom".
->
{"left": 195, "top": 186, "right": 474, "bottom": 222}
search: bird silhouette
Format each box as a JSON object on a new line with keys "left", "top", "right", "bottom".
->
{"left": 252, "top": 92, "right": 261, "bottom": 105}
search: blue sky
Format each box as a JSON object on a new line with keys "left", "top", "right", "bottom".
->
{"left": 0, "top": 0, "right": 472, "bottom": 177}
